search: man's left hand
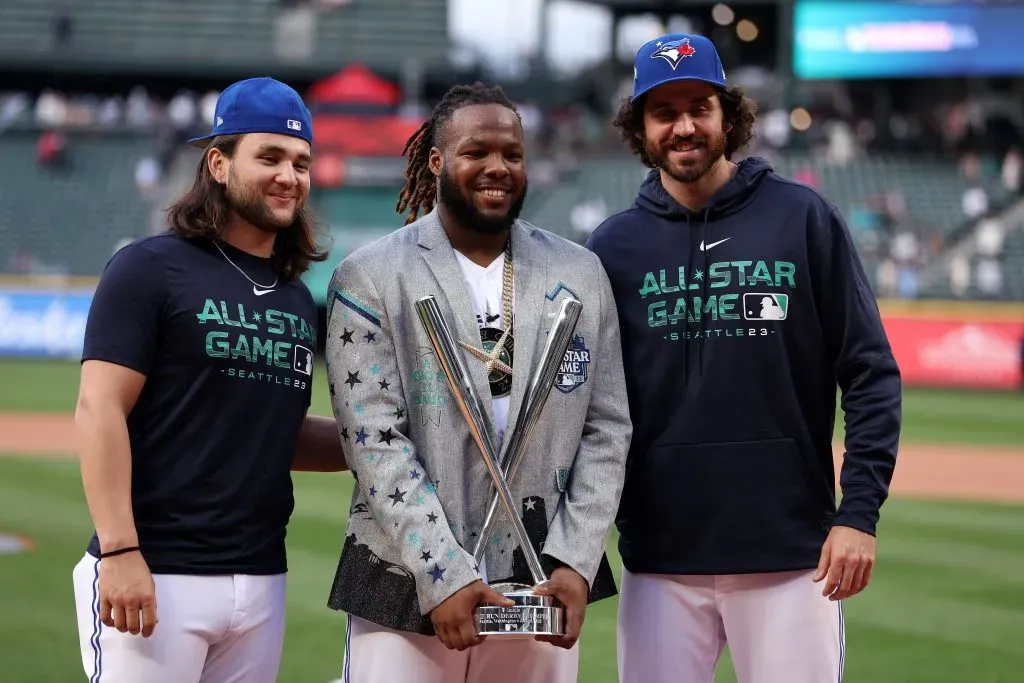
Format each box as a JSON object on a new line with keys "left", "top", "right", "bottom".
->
{"left": 812, "top": 525, "right": 877, "bottom": 601}
{"left": 532, "top": 567, "right": 589, "bottom": 649}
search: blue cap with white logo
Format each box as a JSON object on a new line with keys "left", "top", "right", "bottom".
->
{"left": 188, "top": 77, "right": 313, "bottom": 147}
{"left": 631, "top": 33, "right": 727, "bottom": 102}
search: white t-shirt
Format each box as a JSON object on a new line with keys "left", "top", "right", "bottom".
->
{"left": 453, "top": 250, "right": 513, "bottom": 446}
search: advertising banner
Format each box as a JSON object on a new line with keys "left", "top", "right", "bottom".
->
{"left": 794, "top": 1, "right": 1024, "bottom": 79}
{"left": 881, "top": 314, "right": 1023, "bottom": 390}
{"left": 0, "top": 289, "right": 93, "bottom": 358}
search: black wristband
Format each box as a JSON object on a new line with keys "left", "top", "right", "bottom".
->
{"left": 99, "top": 546, "right": 140, "bottom": 559}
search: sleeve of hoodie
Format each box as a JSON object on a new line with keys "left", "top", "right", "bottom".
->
{"left": 809, "top": 200, "right": 902, "bottom": 537}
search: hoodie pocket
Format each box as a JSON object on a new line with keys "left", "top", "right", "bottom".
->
{"left": 622, "top": 438, "right": 828, "bottom": 570}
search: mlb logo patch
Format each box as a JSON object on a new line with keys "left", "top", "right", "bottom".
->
{"left": 743, "top": 293, "right": 788, "bottom": 321}
{"left": 293, "top": 345, "right": 313, "bottom": 375}
{"left": 286, "top": 119, "right": 302, "bottom": 131}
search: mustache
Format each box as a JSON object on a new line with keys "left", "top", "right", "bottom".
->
{"left": 665, "top": 136, "right": 706, "bottom": 150}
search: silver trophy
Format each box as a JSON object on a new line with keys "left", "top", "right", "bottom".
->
{"left": 415, "top": 294, "right": 583, "bottom": 637}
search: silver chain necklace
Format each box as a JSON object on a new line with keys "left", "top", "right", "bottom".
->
{"left": 213, "top": 241, "right": 278, "bottom": 290}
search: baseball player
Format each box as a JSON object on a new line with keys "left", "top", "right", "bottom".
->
{"left": 585, "top": 33, "right": 902, "bottom": 683}
{"left": 323, "top": 82, "right": 632, "bottom": 682}
{"left": 71, "top": 77, "right": 347, "bottom": 683}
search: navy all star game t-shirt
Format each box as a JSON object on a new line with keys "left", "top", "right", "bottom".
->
{"left": 81, "top": 232, "right": 318, "bottom": 575}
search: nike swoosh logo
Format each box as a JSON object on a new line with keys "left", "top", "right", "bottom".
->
{"left": 253, "top": 286, "right": 275, "bottom": 297}
{"left": 699, "top": 237, "right": 731, "bottom": 251}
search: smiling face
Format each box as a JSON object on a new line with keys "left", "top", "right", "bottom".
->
{"left": 209, "top": 132, "right": 311, "bottom": 233}
{"left": 429, "top": 103, "right": 528, "bottom": 235}
{"left": 641, "top": 80, "right": 731, "bottom": 185}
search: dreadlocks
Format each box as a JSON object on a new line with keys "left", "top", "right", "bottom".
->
{"left": 396, "top": 82, "right": 520, "bottom": 225}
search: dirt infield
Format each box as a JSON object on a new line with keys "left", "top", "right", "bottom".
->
{"left": 1, "top": 412, "right": 1023, "bottom": 504}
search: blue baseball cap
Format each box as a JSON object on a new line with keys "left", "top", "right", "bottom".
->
{"left": 188, "top": 77, "right": 313, "bottom": 148}
{"left": 631, "top": 33, "right": 727, "bottom": 102}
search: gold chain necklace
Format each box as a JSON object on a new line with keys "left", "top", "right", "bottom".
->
{"left": 460, "top": 241, "right": 514, "bottom": 377}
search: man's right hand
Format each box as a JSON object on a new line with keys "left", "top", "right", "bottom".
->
{"left": 429, "top": 580, "right": 514, "bottom": 651}
{"left": 99, "top": 551, "right": 158, "bottom": 637}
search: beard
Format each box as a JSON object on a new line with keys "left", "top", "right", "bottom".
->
{"left": 225, "top": 166, "right": 301, "bottom": 234}
{"left": 438, "top": 167, "right": 527, "bottom": 235}
{"left": 646, "top": 129, "right": 727, "bottom": 184}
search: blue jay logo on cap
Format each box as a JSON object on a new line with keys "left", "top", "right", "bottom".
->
{"left": 651, "top": 38, "right": 697, "bottom": 70}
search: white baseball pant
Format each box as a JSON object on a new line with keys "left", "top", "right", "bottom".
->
{"left": 340, "top": 614, "right": 579, "bottom": 683}
{"left": 72, "top": 553, "right": 287, "bottom": 683}
{"left": 617, "top": 567, "right": 844, "bottom": 683}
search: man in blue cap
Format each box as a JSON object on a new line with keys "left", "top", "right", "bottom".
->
{"left": 586, "top": 33, "right": 902, "bottom": 682}
{"left": 71, "top": 76, "right": 348, "bottom": 682}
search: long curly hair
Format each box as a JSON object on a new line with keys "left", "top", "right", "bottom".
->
{"left": 166, "top": 134, "right": 329, "bottom": 282}
{"left": 396, "top": 82, "right": 520, "bottom": 225}
{"left": 612, "top": 85, "right": 758, "bottom": 166}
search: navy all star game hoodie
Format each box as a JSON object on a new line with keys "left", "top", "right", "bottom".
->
{"left": 585, "top": 157, "right": 902, "bottom": 575}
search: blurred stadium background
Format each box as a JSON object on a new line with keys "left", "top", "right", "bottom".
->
{"left": 1, "top": 0, "right": 1023, "bottom": 681}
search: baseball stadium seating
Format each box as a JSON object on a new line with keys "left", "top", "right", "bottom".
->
{"left": 0, "top": 131, "right": 152, "bottom": 276}
{"left": 524, "top": 154, "right": 1011, "bottom": 244}
{"left": 0, "top": 0, "right": 450, "bottom": 75}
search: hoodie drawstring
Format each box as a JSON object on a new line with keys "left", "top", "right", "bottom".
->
{"left": 698, "top": 208, "right": 710, "bottom": 377}
{"left": 683, "top": 208, "right": 711, "bottom": 384}
{"left": 683, "top": 212, "right": 692, "bottom": 387}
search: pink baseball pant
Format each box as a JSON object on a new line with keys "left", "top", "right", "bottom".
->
{"left": 339, "top": 614, "right": 579, "bottom": 683}
{"left": 617, "top": 567, "right": 844, "bottom": 683}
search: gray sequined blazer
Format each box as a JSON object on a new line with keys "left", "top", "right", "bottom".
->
{"left": 322, "top": 209, "right": 632, "bottom": 635}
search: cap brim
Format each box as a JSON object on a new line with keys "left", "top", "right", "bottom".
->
{"left": 187, "top": 135, "right": 214, "bottom": 149}
{"left": 633, "top": 75, "right": 727, "bottom": 102}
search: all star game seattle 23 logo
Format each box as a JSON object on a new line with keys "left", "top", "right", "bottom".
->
{"left": 554, "top": 335, "right": 591, "bottom": 394}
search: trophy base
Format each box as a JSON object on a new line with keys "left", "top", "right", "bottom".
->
{"left": 475, "top": 583, "right": 565, "bottom": 637}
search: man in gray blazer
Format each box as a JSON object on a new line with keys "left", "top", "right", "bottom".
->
{"left": 323, "top": 82, "right": 631, "bottom": 683}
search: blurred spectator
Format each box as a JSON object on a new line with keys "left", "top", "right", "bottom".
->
{"left": 976, "top": 217, "right": 1005, "bottom": 257}
{"left": 53, "top": 8, "right": 73, "bottom": 46}
{"left": 759, "top": 108, "right": 790, "bottom": 149}
{"left": 961, "top": 185, "right": 989, "bottom": 221}
{"left": 135, "top": 156, "right": 161, "bottom": 197}
{"left": 96, "top": 97, "right": 122, "bottom": 128}
{"left": 875, "top": 259, "right": 897, "bottom": 298}
{"left": 975, "top": 258, "right": 1003, "bottom": 299}
{"left": 0, "top": 92, "right": 31, "bottom": 130}
{"left": 199, "top": 91, "right": 220, "bottom": 128}
{"left": 889, "top": 230, "right": 921, "bottom": 299}
{"left": 948, "top": 254, "right": 971, "bottom": 298}
{"left": 35, "top": 89, "right": 68, "bottom": 127}
{"left": 126, "top": 87, "right": 154, "bottom": 128}
{"left": 793, "top": 167, "right": 819, "bottom": 189}
{"left": 167, "top": 91, "right": 197, "bottom": 132}
{"left": 1002, "top": 147, "right": 1022, "bottom": 197}
{"left": 570, "top": 197, "right": 609, "bottom": 237}
{"left": 36, "top": 129, "right": 68, "bottom": 169}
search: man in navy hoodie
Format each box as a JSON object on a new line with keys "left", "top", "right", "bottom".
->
{"left": 585, "top": 33, "right": 902, "bottom": 683}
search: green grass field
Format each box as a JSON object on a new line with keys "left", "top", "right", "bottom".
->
{"left": 1, "top": 358, "right": 1023, "bottom": 682}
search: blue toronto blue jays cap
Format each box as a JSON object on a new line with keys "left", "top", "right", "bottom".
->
{"left": 631, "top": 33, "right": 727, "bottom": 101}
{"left": 188, "top": 77, "right": 313, "bottom": 147}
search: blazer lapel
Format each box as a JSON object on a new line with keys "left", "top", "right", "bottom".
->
{"left": 416, "top": 210, "right": 499, "bottom": 437}
{"left": 498, "top": 221, "right": 549, "bottom": 464}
